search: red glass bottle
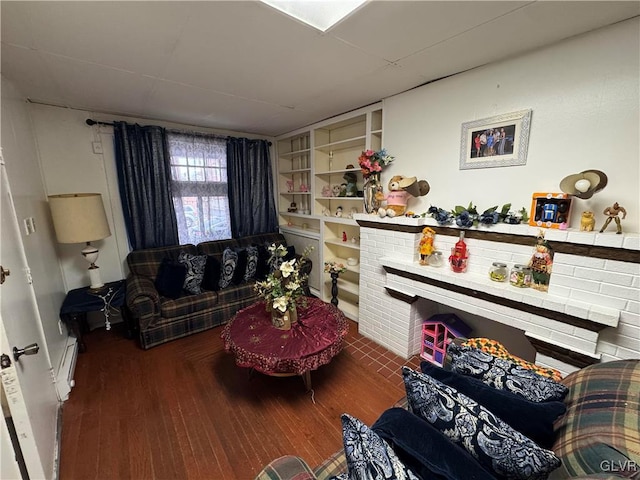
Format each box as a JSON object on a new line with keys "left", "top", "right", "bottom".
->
{"left": 449, "top": 231, "right": 469, "bottom": 273}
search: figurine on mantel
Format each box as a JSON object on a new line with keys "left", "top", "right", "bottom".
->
{"left": 529, "top": 231, "right": 553, "bottom": 291}
{"left": 599, "top": 202, "right": 627, "bottom": 234}
{"left": 419, "top": 227, "right": 436, "bottom": 265}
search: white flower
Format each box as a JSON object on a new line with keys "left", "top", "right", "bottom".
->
{"left": 286, "top": 281, "right": 300, "bottom": 291}
{"left": 280, "top": 260, "right": 296, "bottom": 278}
{"left": 273, "top": 296, "right": 288, "bottom": 313}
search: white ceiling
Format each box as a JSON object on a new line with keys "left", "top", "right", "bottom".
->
{"left": 2, "top": 1, "right": 638, "bottom": 137}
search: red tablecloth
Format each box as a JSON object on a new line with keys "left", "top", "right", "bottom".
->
{"left": 221, "top": 297, "right": 349, "bottom": 376}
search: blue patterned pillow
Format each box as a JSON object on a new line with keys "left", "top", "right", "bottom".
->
{"left": 340, "top": 413, "right": 419, "bottom": 480}
{"left": 177, "top": 252, "right": 206, "bottom": 295}
{"left": 447, "top": 343, "right": 569, "bottom": 403}
{"left": 420, "top": 361, "right": 566, "bottom": 449}
{"left": 402, "top": 367, "right": 560, "bottom": 480}
{"left": 244, "top": 245, "right": 259, "bottom": 282}
{"left": 219, "top": 247, "right": 238, "bottom": 290}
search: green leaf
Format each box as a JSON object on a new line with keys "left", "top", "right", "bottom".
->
{"left": 519, "top": 207, "right": 529, "bottom": 222}
{"left": 482, "top": 205, "right": 498, "bottom": 214}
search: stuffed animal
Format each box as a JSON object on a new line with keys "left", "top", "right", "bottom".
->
{"left": 343, "top": 172, "right": 358, "bottom": 197}
{"left": 322, "top": 185, "right": 332, "bottom": 197}
{"left": 377, "top": 175, "right": 430, "bottom": 217}
{"left": 332, "top": 184, "right": 342, "bottom": 197}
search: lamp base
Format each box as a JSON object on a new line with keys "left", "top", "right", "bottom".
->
{"left": 88, "top": 267, "right": 104, "bottom": 290}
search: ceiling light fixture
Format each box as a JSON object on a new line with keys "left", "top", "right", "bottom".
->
{"left": 261, "top": 0, "right": 368, "bottom": 32}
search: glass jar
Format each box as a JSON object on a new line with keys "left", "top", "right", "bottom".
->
{"left": 428, "top": 251, "right": 444, "bottom": 267}
{"left": 489, "top": 262, "right": 508, "bottom": 282}
{"left": 510, "top": 264, "right": 532, "bottom": 288}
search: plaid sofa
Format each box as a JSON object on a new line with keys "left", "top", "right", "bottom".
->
{"left": 254, "top": 359, "right": 639, "bottom": 480}
{"left": 126, "top": 232, "right": 294, "bottom": 350}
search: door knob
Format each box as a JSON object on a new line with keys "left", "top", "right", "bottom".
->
{"left": 13, "top": 343, "right": 39, "bottom": 361}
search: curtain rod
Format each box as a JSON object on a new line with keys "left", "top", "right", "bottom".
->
{"left": 86, "top": 119, "right": 115, "bottom": 127}
{"left": 85, "top": 118, "right": 272, "bottom": 145}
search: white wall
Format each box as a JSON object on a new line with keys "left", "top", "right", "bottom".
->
{"left": 1, "top": 77, "right": 68, "bottom": 375}
{"left": 29, "top": 104, "right": 275, "bottom": 290}
{"left": 383, "top": 18, "right": 639, "bottom": 234}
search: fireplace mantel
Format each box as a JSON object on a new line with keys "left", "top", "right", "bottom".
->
{"left": 354, "top": 214, "right": 639, "bottom": 375}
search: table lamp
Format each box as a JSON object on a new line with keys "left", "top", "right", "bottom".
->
{"left": 48, "top": 193, "right": 111, "bottom": 289}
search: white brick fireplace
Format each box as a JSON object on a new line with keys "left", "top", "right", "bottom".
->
{"left": 354, "top": 214, "right": 640, "bottom": 376}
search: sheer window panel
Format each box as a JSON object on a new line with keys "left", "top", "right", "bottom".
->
{"left": 168, "top": 133, "right": 232, "bottom": 244}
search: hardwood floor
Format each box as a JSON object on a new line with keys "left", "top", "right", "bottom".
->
{"left": 60, "top": 321, "right": 420, "bottom": 479}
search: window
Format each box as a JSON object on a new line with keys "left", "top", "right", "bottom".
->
{"left": 167, "top": 133, "right": 232, "bottom": 244}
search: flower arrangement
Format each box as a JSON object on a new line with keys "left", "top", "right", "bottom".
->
{"left": 426, "top": 203, "right": 529, "bottom": 228}
{"left": 324, "top": 261, "right": 347, "bottom": 275}
{"left": 254, "top": 244, "right": 312, "bottom": 313}
{"left": 358, "top": 149, "right": 395, "bottom": 177}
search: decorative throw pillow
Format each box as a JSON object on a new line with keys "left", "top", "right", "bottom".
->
{"left": 372, "top": 408, "right": 497, "bottom": 480}
{"left": 243, "top": 245, "right": 259, "bottom": 282}
{"left": 154, "top": 258, "right": 187, "bottom": 299}
{"left": 255, "top": 243, "right": 271, "bottom": 280}
{"left": 402, "top": 367, "right": 561, "bottom": 480}
{"left": 447, "top": 343, "right": 569, "bottom": 403}
{"left": 232, "top": 247, "right": 248, "bottom": 285}
{"left": 420, "top": 361, "right": 566, "bottom": 449}
{"left": 284, "top": 244, "right": 296, "bottom": 261}
{"left": 219, "top": 247, "right": 238, "bottom": 289}
{"left": 463, "top": 337, "right": 563, "bottom": 381}
{"left": 201, "top": 256, "right": 221, "bottom": 292}
{"left": 340, "top": 413, "right": 419, "bottom": 480}
{"left": 177, "top": 252, "right": 206, "bottom": 295}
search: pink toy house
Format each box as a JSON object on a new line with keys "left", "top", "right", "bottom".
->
{"left": 420, "top": 313, "right": 471, "bottom": 367}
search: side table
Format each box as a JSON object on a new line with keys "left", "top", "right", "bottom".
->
{"left": 59, "top": 280, "right": 129, "bottom": 352}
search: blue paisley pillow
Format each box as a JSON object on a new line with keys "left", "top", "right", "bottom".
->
{"left": 402, "top": 367, "right": 561, "bottom": 480}
{"left": 177, "top": 252, "right": 206, "bottom": 295}
{"left": 447, "top": 343, "right": 568, "bottom": 403}
{"left": 340, "top": 413, "right": 419, "bottom": 480}
{"left": 219, "top": 247, "right": 238, "bottom": 290}
{"left": 243, "top": 245, "right": 259, "bottom": 282}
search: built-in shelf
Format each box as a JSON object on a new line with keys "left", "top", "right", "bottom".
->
{"left": 280, "top": 168, "right": 311, "bottom": 174}
{"left": 325, "top": 256, "right": 360, "bottom": 274}
{"left": 325, "top": 239, "right": 361, "bottom": 250}
{"left": 322, "top": 217, "right": 358, "bottom": 226}
{"left": 279, "top": 225, "right": 320, "bottom": 238}
{"left": 315, "top": 168, "right": 361, "bottom": 176}
{"left": 279, "top": 149, "right": 311, "bottom": 157}
{"left": 315, "top": 136, "right": 366, "bottom": 154}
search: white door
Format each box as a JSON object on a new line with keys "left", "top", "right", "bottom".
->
{"left": 0, "top": 160, "right": 59, "bottom": 480}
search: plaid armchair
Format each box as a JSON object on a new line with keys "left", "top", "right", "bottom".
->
{"left": 255, "top": 360, "right": 640, "bottom": 480}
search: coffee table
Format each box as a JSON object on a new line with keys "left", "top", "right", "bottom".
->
{"left": 221, "top": 297, "right": 349, "bottom": 390}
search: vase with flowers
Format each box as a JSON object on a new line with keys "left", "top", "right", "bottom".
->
{"left": 324, "top": 261, "right": 347, "bottom": 307}
{"left": 358, "top": 149, "right": 395, "bottom": 213}
{"left": 254, "top": 244, "right": 311, "bottom": 330}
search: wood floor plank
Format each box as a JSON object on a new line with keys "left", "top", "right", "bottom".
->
{"left": 60, "top": 320, "right": 407, "bottom": 479}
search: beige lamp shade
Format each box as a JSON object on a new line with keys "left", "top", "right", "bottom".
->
{"left": 48, "top": 193, "right": 111, "bottom": 244}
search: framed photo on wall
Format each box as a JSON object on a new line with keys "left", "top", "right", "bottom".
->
{"left": 460, "top": 109, "right": 532, "bottom": 170}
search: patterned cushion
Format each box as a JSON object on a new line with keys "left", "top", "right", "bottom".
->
{"left": 177, "top": 251, "right": 206, "bottom": 295}
{"left": 340, "top": 413, "right": 419, "bottom": 480}
{"left": 447, "top": 343, "right": 568, "bottom": 403}
{"left": 552, "top": 360, "right": 640, "bottom": 478}
{"left": 420, "top": 361, "right": 566, "bottom": 449}
{"left": 232, "top": 247, "right": 248, "bottom": 285}
{"left": 402, "top": 367, "right": 560, "bottom": 480}
{"left": 219, "top": 247, "right": 238, "bottom": 289}
{"left": 201, "top": 256, "right": 221, "bottom": 291}
{"left": 154, "top": 258, "right": 187, "bottom": 299}
{"left": 244, "top": 245, "right": 259, "bottom": 282}
{"left": 463, "top": 337, "right": 563, "bottom": 381}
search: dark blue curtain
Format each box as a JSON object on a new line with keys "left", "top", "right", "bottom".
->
{"left": 226, "top": 138, "right": 278, "bottom": 237}
{"left": 113, "top": 122, "right": 179, "bottom": 249}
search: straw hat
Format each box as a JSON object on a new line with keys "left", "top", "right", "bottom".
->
{"left": 559, "top": 170, "right": 608, "bottom": 199}
{"left": 399, "top": 176, "right": 430, "bottom": 197}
